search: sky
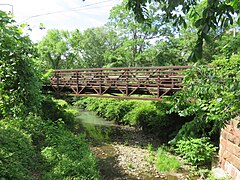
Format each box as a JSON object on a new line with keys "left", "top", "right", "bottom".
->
{"left": 0, "top": 0, "right": 121, "bottom": 42}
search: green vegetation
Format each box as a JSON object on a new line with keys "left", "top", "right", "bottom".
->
{"left": 127, "top": 0, "right": 240, "bottom": 60}
{"left": 155, "top": 148, "right": 181, "bottom": 172}
{"left": 0, "top": 123, "right": 38, "bottom": 179}
{"left": 75, "top": 98, "right": 189, "bottom": 141}
{"left": 0, "top": 11, "right": 99, "bottom": 179}
{"left": 1, "top": 0, "right": 240, "bottom": 178}
{"left": 0, "top": 11, "right": 41, "bottom": 118}
{"left": 175, "top": 138, "right": 217, "bottom": 166}
{"left": 147, "top": 144, "right": 155, "bottom": 165}
{"left": 0, "top": 100, "right": 100, "bottom": 179}
{"left": 41, "top": 97, "right": 79, "bottom": 129}
{"left": 41, "top": 120, "right": 99, "bottom": 180}
{"left": 170, "top": 54, "right": 240, "bottom": 142}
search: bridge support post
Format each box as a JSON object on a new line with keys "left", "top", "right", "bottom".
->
{"left": 157, "top": 69, "right": 160, "bottom": 98}
{"left": 76, "top": 71, "right": 79, "bottom": 95}
{"left": 126, "top": 69, "right": 129, "bottom": 96}
{"left": 56, "top": 72, "right": 60, "bottom": 98}
{"left": 99, "top": 70, "right": 102, "bottom": 95}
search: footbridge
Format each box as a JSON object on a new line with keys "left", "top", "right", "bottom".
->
{"left": 43, "top": 66, "right": 191, "bottom": 100}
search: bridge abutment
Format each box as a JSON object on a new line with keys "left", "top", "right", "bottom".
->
{"left": 218, "top": 116, "right": 240, "bottom": 179}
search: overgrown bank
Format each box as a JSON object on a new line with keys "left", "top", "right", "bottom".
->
{"left": 75, "top": 98, "right": 191, "bottom": 142}
{"left": 0, "top": 98, "right": 100, "bottom": 179}
{"left": 0, "top": 11, "right": 99, "bottom": 179}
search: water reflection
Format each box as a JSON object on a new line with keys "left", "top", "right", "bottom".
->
{"left": 75, "top": 111, "right": 114, "bottom": 142}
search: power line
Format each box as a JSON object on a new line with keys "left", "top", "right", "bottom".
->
{"left": 21, "top": 0, "right": 117, "bottom": 23}
{"left": 0, "top": 4, "right": 13, "bottom": 13}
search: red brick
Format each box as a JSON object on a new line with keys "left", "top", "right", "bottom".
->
{"left": 231, "top": 119, "right": 240, "bottom": 128}
{"left": 219, "top": 156, "right": 226, "bottom": 169}
{"left": 219, "top": 117, "right": 240, "bottom": 179}
{"left": 222, "top": 150, "right": 232, "bottom": 160}
{"left": 222, "top": 129, "right": 240, "bottom": 145}
{"left": 232, "top": 144, "right": 240, "bottom": 158}
{"left": 220, "top": 136, "right": 228, "bottom": 147}
{"left": 229, "top": 154, "right": 240, "bottom": 170}
{"left": 224, "top": 124, "right": 234, "bottom": 133}
{"left": 232, "top": 128, "right": 240, "bottom": 139}
{"left": 225, "top": 141, "right": 240, "bottom": 157}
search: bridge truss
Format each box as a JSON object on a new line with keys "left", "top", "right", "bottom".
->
{"left": 43, "top": 66, "right": 191, "bottom": 100}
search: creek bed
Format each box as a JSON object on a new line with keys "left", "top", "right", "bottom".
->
{"left": 75, "top": 110, "right": 188, "bottom": 180}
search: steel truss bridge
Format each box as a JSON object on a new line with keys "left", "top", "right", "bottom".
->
{"left": 43, "top": 66, "right": 191, "bottom": 100}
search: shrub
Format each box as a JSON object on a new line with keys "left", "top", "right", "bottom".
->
{"left": 1, "top": 101, "right": 98, "bottom": 179}
{"left": 85, "top": 98, "right": 114, "bottom": 116}
{"left": 175, "top": 137, "right": 217, "bottom": 166}
{"left": 42, "top": 120, "right": 100, "bottom": 179}
{"left": 74, "top": 97, "right": 89, "bottom": 109}
{"left": 0, "top": 123, "right": 37, "bottom": 179}
{"left": 123, "top": 101, "right": 188, "bottom": 139}
{"left": 104, "top": 100, "right": 136, "bottom": 124}
{"left": 2, "top": 115, "right": 46, "bottom": 149}
{"left": 123, "top": 102, "right": 157, "bottom": 127}
{"left": 41, "top": 97, "right": 78, "bottom": 129}
{"left": 156, "top": 147, "right": 181, "bottom": 172}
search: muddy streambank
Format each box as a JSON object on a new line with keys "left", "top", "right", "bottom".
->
{"left": 75, "top": 111, "right": 189, "bottom": 180}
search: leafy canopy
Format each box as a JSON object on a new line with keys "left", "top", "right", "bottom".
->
{"left": 126, "top": 0, "right": 240, "bottom": 60}
{"left": 169, "top": 53, "right": 240, "bottom": 138}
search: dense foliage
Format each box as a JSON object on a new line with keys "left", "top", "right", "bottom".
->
{"left": 126, "top": 0, "right": 240, "bottom": 60}
{"left": 0, "top": 99, "right": 100, "bottom": 179}
{"left": 0, "top": 11, "right": 41, "bottom": 118}
{"left": 175, "top": 138, "right": 217, "bottom": 166}
{"left": 0, "top": 12, "right": 99, "bottom": 179}
{"left": 0, "top": 123, "right": 38, "bottom": 179}
{"left": 170, "top": 54, "right": 240, "bottom": 141}
{"left": 41, "top": 119, "right": 99, "bottom": 179}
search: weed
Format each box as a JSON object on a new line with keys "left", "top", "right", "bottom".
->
{"left": 147, "top": 144, "right": 155, "bottom": 164}
{"left": 155, "top": 148, "right": 180, "bottom": 172}
{"left": 128, "top": 163, "right": 134, "bottom": 169}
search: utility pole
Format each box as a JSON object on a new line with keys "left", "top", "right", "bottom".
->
{"left": 0, "top": 4, "right": 13, "bottom": 14}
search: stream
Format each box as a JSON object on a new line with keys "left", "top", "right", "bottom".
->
{"left": 75, "top": 110, "right": 187, "bottom": 180}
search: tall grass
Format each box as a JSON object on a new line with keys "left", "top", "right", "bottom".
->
{"left": 155, "top": 147, "right": 181, "bottom": 172}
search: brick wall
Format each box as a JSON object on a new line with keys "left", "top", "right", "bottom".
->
{"left": 219, "top": 116, "right": 240, "bottom": 179}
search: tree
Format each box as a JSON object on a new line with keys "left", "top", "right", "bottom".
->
{"left": 108, "top": 0, "right": 175, "bottom": 66}
{"left": 37, "top": 29, "right": 72, "bottom": 69}
{"left": 126, "top": 0, "right": 240, "bottom": 60}
{"left": 169, "top": 53, "right": 240, "bottom": 141}
{"left": 216, "top": 29, "right": 240, "bottom": 59}
{"left": 74, "top": 27, "right": 111, "bottom": 68}
{"left": 0, "top": 11, "right": 41, "bottom": 118}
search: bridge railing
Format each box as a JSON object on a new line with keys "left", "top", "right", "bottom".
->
{"left": 46, "top": 66, "right": 191, "bottom": 100}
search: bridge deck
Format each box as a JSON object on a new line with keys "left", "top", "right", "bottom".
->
{"left": 43, "top": 66, "right": 191, "bottom": 100}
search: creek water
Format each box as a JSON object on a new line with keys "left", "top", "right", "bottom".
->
{"left": 75, "top": 110, "right": 187, "bottom": 180}
{"left": 75, "top": 110, "right": 115, "bottom": 142}
{"left": 76, "top": 111, "right": 114, "bottom": 126}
